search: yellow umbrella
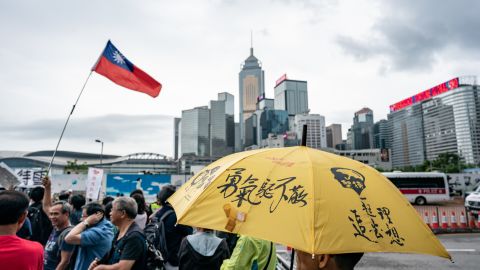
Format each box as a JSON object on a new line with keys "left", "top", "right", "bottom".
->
{"left": 168, "top": 146, "right": 450, "bottom": 259}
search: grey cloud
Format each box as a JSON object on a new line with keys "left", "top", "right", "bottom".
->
{"left": 0, "top": 114, "right": 174, "bottom": 143}
{"left": 336, "top": 0, "right": 480, "bottom": 71}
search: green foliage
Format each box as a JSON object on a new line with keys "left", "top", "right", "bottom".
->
{"left": 64, "top": 159, "right": 88, "bottom": 173}
{"left": 395, "top": 152, "right": 468, "bottom": 173}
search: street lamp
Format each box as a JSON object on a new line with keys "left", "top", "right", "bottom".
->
{"left": 95, "top": 139, "right": 104, "bottom": 165}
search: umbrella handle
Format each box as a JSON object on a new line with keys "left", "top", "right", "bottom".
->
{"left": 290, "top": 248, "right": 295, "bottom": 270}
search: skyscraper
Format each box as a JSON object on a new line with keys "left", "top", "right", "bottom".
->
{"left": 373, "top": 119, "right": 390, "bottom": 149}
{"left": 326, "top": 124, "right": 342, "bottom": 149}
{"left": 173, "top": 117, "right": 181, "bottom": 160}
{"left": 239, "top": 47, "right": 265, "bottom": 148}
{"left": 294, "top": 114, "right": 326, "bottom": 149}
{"left": 351, "top": 107, "right": 374, "bottom": 150}
{"left": 209, "top": 92, "right": 235, "bottom": 157}
{"left": 274, "top": 74, "right": 309, "bottom": 116}
{"left": 388, "top": 76, "right": 480, "bottom": 168}
{"left": 180, "top": 106, "right": 210, "bottom": 157}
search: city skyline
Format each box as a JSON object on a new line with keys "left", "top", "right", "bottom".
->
{"left": 1, "top": 1, "right": 479, "bottom": 156}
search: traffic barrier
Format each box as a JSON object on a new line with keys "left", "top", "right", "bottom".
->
{"left": 441, "top": 211, "right": 448, "bottom": 229}
{"left": 431, "top": 211, "right": 439, "bottom": 229}
{"left": 468, "top": 211, "right": 476, "bottom": 228}
{"left": 450, "top": 211, "right": 457, "bottom": 229}
{"left": 460, "top": 211, "right": 467, "bottom": 228}
{"left": 423, "top": 211, "right": 430, "bottom": 228}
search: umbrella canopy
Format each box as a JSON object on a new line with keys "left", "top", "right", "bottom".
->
{"left": 168, "top": 146, "right": 450, "bottom": 259}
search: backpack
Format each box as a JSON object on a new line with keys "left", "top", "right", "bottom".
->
{"left": 143, "top": 210, "right": 174, "bottom": 270}
{"left": 28, "top": 204, "right": 53, "bottom": 246}
{"left": 56, "top": 226, "right": 75, "bottom": 270}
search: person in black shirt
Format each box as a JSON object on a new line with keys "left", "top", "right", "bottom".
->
{"left": 88, "top": 197, "right": 146, "bottom": 270}
{"left": 153, "top": 185, "right": 193, "bottom": 269}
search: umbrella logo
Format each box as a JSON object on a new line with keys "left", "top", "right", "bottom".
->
{"left": 330, "top": 168, "right": 366, "bottom": 196}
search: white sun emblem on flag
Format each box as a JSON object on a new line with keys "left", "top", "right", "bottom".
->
{"left": 112, "top": 51, "right": 126, "bottom": 65}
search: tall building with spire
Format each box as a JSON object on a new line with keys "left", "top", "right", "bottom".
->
{"left": 239, "top": 46, "right": 265, "bottom": 148}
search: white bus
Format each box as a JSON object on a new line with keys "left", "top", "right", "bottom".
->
{"left": 382, "top": 172, "right": 450, "bottom": 205}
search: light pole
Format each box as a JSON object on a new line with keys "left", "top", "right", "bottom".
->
{"left": 95, "top": 139, "right": 104, "bottom": 165}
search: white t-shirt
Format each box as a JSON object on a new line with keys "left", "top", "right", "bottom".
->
{"left": 134, "top": 212, "right": 148, "bottom": 230}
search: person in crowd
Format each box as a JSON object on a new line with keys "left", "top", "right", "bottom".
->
{"left": 216, "top": 231, "right": 239, "bottom": 254}
{"left": 104, "top": 201, "right": 118, "bottom": 236}
{"left": 58, "top": 192, "right": 70, "bottom": 201}
{"left": 104, "top": 202, "right": 113, "bottom": 221}
{"left": 102, "top": 196, "right": 114, "bottom": 206}
{"left": 88, "top": 197, "right": 147, "bottom": 270}
{"left": 0, "top": 190, "right": 44, "bottom": 269}
{"left": 130, "top": 189, "right": 152, "bottom": 217}
{"left": 148, "top": 191, "right": 163, "bottom": 213}
{"left": 42, "top": 177, "right": 75, "bottom": 270}
{"left": 178, "top": 228, "right": 230, "bottom": 270}
{"left": 153, "top": 185, "right": 193, "bottom": 270}
{"left": 131, "top": 193, "right": 148, "bottom": 229}
{"left": 65, "top": 202, "right": 114, "bottom": 270}
{"left": 295, "top": 250, "right": 364, "bottom": 270}
{"left": 69, "top": 194, "right": 86, "bottom": 225}
{"left": 16, "top": 216, "right": 32, "bottom": 239}
{"left": 220, "top": 235, "right": 277, "bottom": 270}
{"left": 28, "top": 186, "right": 53, "bottom": 245}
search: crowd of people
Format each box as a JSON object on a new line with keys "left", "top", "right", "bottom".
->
{"left": 0, "top": 177, "right": 363, "bottom": 270}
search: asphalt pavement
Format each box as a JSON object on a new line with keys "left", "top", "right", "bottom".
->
{"left": 276, "top": 233, "right": 480, "bottom": 270}
{"left": 356, "top": 233, "right": 479, "bottom": 270}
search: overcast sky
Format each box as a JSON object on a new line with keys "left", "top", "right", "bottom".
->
{"left": 1, "top": 0, "right": 479, "bottom": 157}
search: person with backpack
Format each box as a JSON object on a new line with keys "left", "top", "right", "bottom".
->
{"left": 152, "top": 185, "right": 193, "bottom": 270}
{"left": 88, "top": 197, "right": 147, "bottom": 270}
{"left": 28, "top": 185, "right": 53, "bottom": 246}
{"left": 42, "top": 177, "right": 75, "bottom": 270}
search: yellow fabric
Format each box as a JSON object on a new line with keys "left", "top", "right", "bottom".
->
{"left": 168, "top": 146, "right": 450, "bottom": 259}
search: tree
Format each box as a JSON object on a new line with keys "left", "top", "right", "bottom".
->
{"left": 426, "top": 153, "right": 465, "bottom": 173}
{"left": 64, "top": 159, "right": 88, "bottom": 174}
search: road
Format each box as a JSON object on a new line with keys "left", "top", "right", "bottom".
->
{"left": 356, "top": 234, "right": 479, "bottom": 270}
{"left": 276, "top": 233, "right": 480, "bottom": 269}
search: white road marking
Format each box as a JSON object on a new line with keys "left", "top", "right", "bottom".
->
{"left": 446, "top": 249, "right": 476, "bottom": 252}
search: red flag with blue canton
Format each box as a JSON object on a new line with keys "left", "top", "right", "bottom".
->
{"left": 92, "top": 40, "right": 162, "bottom": 98}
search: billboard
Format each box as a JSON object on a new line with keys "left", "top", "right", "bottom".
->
{"left": 389, "top": 77, "right": 459, "bottom": 112}
{"left": 106, "top": 174, "right": 172, "bottom": 202}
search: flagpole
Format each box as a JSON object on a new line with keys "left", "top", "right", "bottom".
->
{"left": 46, "top": 71, "right": 94, "bottom": 175}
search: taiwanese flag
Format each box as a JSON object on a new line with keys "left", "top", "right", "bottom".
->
{"left": 92, "top": 40, "right": 162, "bottom": 98}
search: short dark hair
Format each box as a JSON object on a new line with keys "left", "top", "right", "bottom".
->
{"left": 104, "top": 202, "right": 113, "bottom": 221}
{"left": 58, "top": 193, "right": 70, "bottom": 201}
{"left": 129, "top": 189, "right": 144, "bottom": 197}
{"left": 83, "top": 202, "right": 105, "bottom": 216}
{"left": 131, "top": 193, "right": 146, "bottom": 215}
{"left": 334, "top": 253, "right": 364, "bottom": 270}
{"left": 70, "top": 194, "right": 86, "bottom": 210}
{"left": 29, "top": 186, "right": 44, "bottom": 203}
{"left": 102, "top": 196, "right": 114, "bottom": 206}
{"left": 0, "top": 191, "right": 29, "bottom": 225}
{"left": 157, "top": 185, "right": 176, "bottom": 205}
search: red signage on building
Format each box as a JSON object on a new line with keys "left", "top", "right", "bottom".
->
{"left": 275, "top": 74, "right": 287, "bottom": 87}
{"left": 390, "top": 77, "right": 459, "bottom": 112}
